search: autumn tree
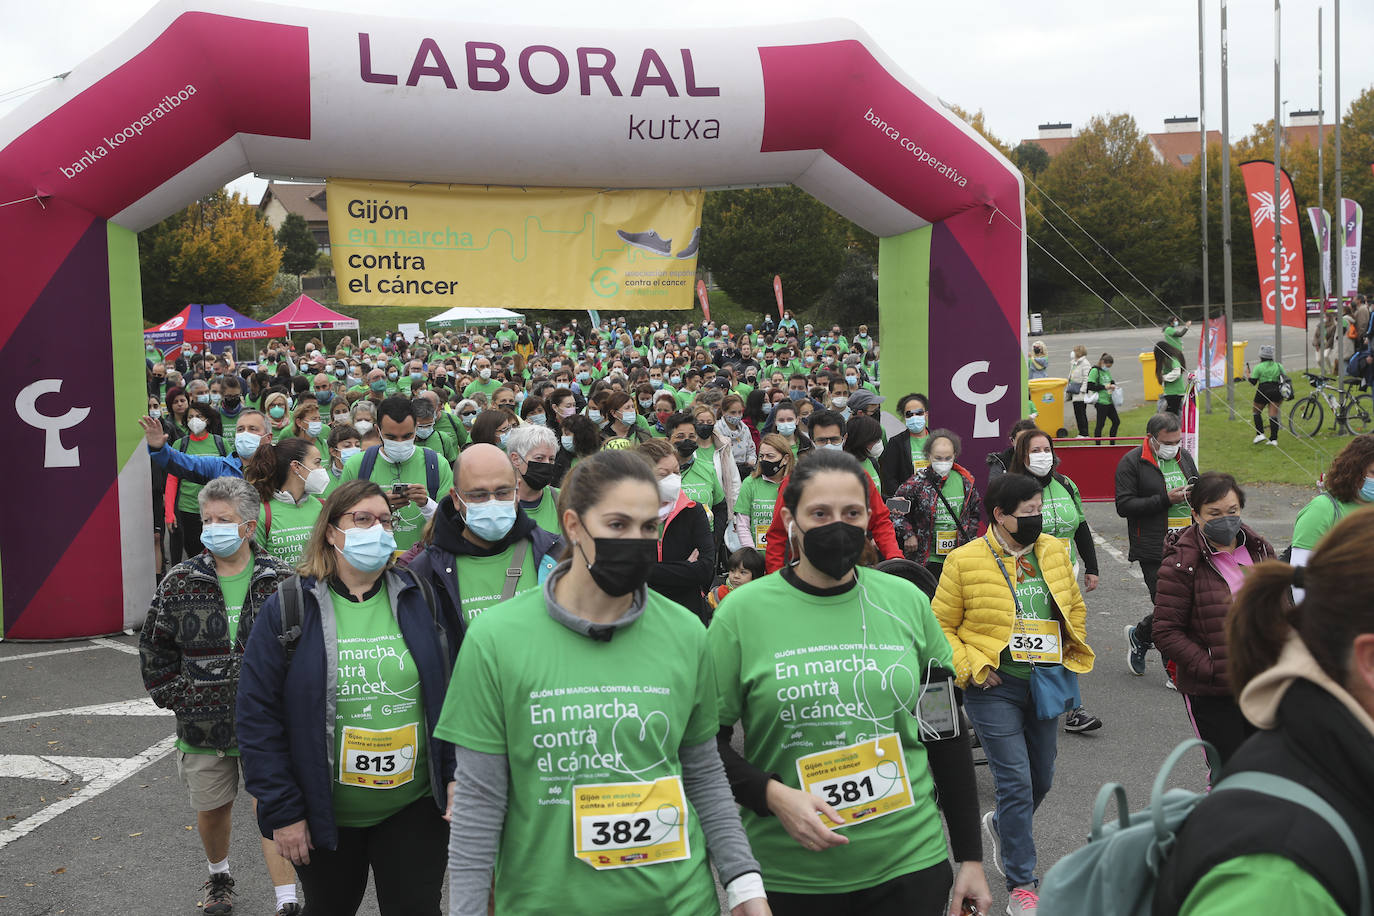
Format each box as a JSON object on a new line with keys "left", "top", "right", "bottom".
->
{"left": 275, "top": 212, "right": 319, "bottom": 277}
{"left": 138, "top": 190, "right": 282, "bottom": 323}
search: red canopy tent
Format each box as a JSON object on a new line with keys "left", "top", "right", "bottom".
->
{"left": 266, "top": 295, "right": 359, "bottom": 332}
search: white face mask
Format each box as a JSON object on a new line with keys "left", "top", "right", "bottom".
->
{"left": 1155, "top": 439, "right": 1181, "bottom": 461}
{"left": 1027, "top": 452, "right": 1054, "bottom": 476}
{"left": 299, "top": 465, "right": 330, "bottom": 495}
{"left": 867, "top": 441, "right": 884, "bottom": 459}
{"left": 354, "top": 420, "right": 373, "bottom": 435}
{"left": 931, "top": 459, "right": 954, "bottom": 477}
{"left": 188, "top": 417, "right": 207, "bottom": 435}
{"left": 658, "top": 472, "right": 682, "bottom": 505}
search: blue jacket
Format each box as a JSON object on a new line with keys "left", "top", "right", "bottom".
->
{"left": 148, "top": 442, "right": 244, "bottom": 484}
{"left": 235, "top": 569, "right": 459, "bottom": 849}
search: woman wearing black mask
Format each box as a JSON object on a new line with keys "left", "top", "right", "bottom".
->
{"left": 932, "top": 473, "right": 1094, "bottom": 914}
{"left": 435, "top": 451, "right": 770, "bottom": 916}
{"left": 709, "top": 449, "right": 992, "bottom": 916}
{"left": 1152, "top": 472, "right": 1275, "bottom": 777}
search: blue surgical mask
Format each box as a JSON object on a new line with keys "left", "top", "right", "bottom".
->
{"left": 334, "top": 523, "right": 396, "bottom": 573}
{"left": 561, "top": 434, "right": 575, "bottom": 452}
{"left": 1362, "top": 477, "right": 1374, "bottom": 502}
{"left": 820, "top": 442, "right": 844, "bottom": 451}
{"left": 339, "top": 446, "right": 361, "bottom": 463}
{"left": 461, "top": 496, "right": 517, "bottom": 542}
{"left": 382, "top": 438, "right": 415, "bottom": 463}
{"left": 845, "top": 375, "right": 859, "bottom": 387}
{"left": 498, "top": 430, "right": 511, "bottom": 450}
{"left": 234, "top": 432, "right": 262, "bottom": 458}
{"left": 905, "top": 414, "right": 927, "bottom": 435}
{"left": 588, "top": 409, "right": 602, "bottom": 424}
{"left": 306, "top": 420, "right": 323, "bottom": 437}
{"left": 200, "top": 522, "right": 246, "bottom": 558}
{"left": 316, "top": 390, "right": 333, "bottom": 405}
{"left": 776, "top": 421, "right": 797, "bottom": 436}
{"left": 529, "top": 414, "right": 547, "bottom": 426}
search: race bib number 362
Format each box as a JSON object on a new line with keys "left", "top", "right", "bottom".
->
{"left": 1009, "top": 618, "right": 1062, "bottom": 664}
{"left": 572, "top": 776, "right": 690, "bottom": 870}
{"left": 794, "top": 734, "right": 914, "bottom": 828}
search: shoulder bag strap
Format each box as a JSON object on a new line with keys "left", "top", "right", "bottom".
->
{"left": 276, "top": 574, "right": 304, "bottom": 666}
{"left": 502, "top": 540, "right": 531, "bottom": 601}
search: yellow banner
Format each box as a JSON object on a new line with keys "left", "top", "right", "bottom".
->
{"left": 327, "top": 180, "right": 702, "bottom": 310}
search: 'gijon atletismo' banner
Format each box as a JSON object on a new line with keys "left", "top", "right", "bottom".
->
{"left": 327, "top": 180, "right": 703, "bottom": 310}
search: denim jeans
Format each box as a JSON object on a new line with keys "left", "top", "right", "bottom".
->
{"left": 964, "top": 675, "right": 1059, "bottom": 890}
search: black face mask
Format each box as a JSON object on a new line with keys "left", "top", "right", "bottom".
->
{"left": 673, "top": 439, "right": 698, "bottom": 461}
{"left": 694, "top": 422, "right": 715, "bottom": 440}
{"left": 221, "top": 396, "right": 241, "bottom": 410}
{"left": 799, "top": 520, "right": 867, "bottom": 580}
{"left": 759, "top": 458, "right": 784, "bottom": 479}
{"left": 577, "top": 536, "right": 657, "bottom": 597}
{"left": 1004, "top": 513, "right": 1044, "bottom": 548}
{"left": 520, "top": 460, "right": 557, "bottom": 491}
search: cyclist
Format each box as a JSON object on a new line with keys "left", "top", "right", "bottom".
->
{"left": 1248, "top": 344, "right": 1288, "bottom": 446}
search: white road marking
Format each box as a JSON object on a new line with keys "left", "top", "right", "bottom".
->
{"left": 0, "top": 644, "right": 106, "bottom": 663}
{"left": 0, "top": 735, "right": 177, "bottom": 850}
{"left": 91, "top": 637, "right": 141, "bottom": 655}
{"left": 0, "top": 697, "right": 171, "bottom": 724}
{"left": 0, "top": 754, "right": 133, "bottom": 782}
{"left": 1092, "top": 533, "right": 1142, "bottom": 581}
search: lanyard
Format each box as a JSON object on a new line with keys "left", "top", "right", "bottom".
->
{"left": 985, "top": 535, "right": 1024, "bottom": 617}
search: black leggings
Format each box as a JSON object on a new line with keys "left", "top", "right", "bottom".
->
{"left": 176, "top": 509, "right": 204, "bottom": 558}
{"left": 768, "top": 860, "right": 954, "bottom": 916}
{"left": 295, "top": 797, "right": 448, "bottom": 916}
{"left": 1094, "top": 403, "right": 1120, "bottom": 442}
{"left": 1072, "top": 400, "right": 1090, "bottom": 437}
{"left": 1162, "top": 394, "right": 1184, "bottom": 416}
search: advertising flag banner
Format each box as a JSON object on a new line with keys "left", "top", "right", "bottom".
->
{"left": 328, "top": 180, "right": 704, "bottom": 309}
{"left": 1307, "top": 206, "right": 1332, "bottom": 300}
{"left": 695, "top": 279, "right": 711, "bottom": 322}
{"left": 1340, "top": 198, "right": 1364, "bottom": 300}
{"left": 773, "top": 274, "right": 784, "bottom": 319}
{"left": 1241, "top": 161, "right": 1307, "bottom": 329}
{"left": 1197, "top": 316, "right": 1228, "bottom": 389}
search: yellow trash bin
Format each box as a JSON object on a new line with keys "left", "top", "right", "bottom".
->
{"left": 1028, "top": 378, "right": 1067, "bottom": 435}
{"left": 1232, "top": 341, "right": 1248, "bottom": 379}
{"left": 1139, "top": 352, "right": 1162, "bottom": 402}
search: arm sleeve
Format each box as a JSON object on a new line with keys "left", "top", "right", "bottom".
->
{"left": 1073, "top": 520, "right": 1099, "bottom": 576}
{"left": 138, "top": 578, "right": 190, "bottom": 710}
{"left": 715, "top": 727, "right": 778, "bottom": 817}
{"left": 733, "top": 513, "right": 756, "bottom": 549}
{"left": 925, "top": 729, "right": 983, "bottom": 862}
{"left": 648, "top": 517, "right": 715, "bottom": 590}
{"left": 931, "top": 554, "right": 976, "bottom": 687}
{"left": 890, "top": 478, "right": 917, "bottom": 544}
{"left": 865, "top": 475, "right": 902, "bottom": 560}
{"left": 1151, "top": 557, "right": 1215, "bottom": 684}
{"left": 148, "top": 443, "right": 231, "bottom": 485}
{"left": 448, "top": 746, "right": 508, "bottom": 916}
{"left": 680, "top": 738, "right": 762, "bottom": 887}
{"left": 764, "top": 482, "right": 789, "bottom": 573}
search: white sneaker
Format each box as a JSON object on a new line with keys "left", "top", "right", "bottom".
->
{"left": 1252, "top": 434, "right": 1267, "bottom": 443}
{"left": 1268, "top": 440, "right": 1278, "bottom": 446}
{"left": 982, "top": 810, "right": 1004, "bottom": 877}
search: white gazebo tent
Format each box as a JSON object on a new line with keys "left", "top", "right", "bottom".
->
{"left": 425, "top": 306, "right": 526, "bottom": 331}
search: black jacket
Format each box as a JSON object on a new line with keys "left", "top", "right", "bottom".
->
{"left": 986, "top": 445, "right": 1016, "bottom": 483}
{"left": 1114, "top": 440, "right": 1199, "bottom": 562}
{"left": 647, "top": 498, "right": 715, "bottom": 623}
{"left": 879, "top": 429, "right": 925, "bottom": 498}
{"left": 1154, "top": 679, "right": 1374, "bottom": 915}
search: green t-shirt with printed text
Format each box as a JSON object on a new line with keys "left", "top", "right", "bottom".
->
{"left": 679, "top": 447, "right": 725, "bottom": 528}
{"left": 340, "top": 446, "right": 453, "bottom": 551}
{"left": 256, "top": 495, "right": 323, "bottom": 569}
{"left": 997, "top": 550, "right": 1052, "bottom": 680}
{"left": 455, "top": 547, "right": 539, "bottom": 624}
{"left": 734, "top": 476, "right": 780, "bottom": 548}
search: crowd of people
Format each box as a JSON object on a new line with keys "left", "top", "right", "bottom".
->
{"left": 134, "top": 312, "right": 1374, "bottom": 916}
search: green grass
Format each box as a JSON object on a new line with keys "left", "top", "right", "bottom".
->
{"left": 1102, "top": 375, "right": 1355, "bottom": 487}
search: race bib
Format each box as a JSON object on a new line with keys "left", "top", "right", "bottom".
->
{"left": 935, "top": 530, "right": 958, "bottom": 556}
{"left": 1009, "top": 618, "right": 1063, "bottom": 664}
{"left": 794, "top": 734, "right": 914, "bottom": 828}
{"left": 755, "top": 524, "right": 769, "bottom": 546}
{"left": 1168, "top": 515, "right": 1191, "bottom": 530}
{"left": 573, "top": 776, "right": 690, "bottom": 871}
{"left": 339, "top": 723, "right": 417, "bottom": 789}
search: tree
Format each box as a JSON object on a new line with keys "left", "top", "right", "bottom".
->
{"left": 1014, "top": 141, "right": 1051, "bottom": 177}
{"left": 275, "top": 212, "right": 319, "bottom": 277}
{"left": 138, "top": 190, "right": 282, "bottom": 323}
{"left": 816, "top": 248, "right": 878, "bottom": 327}
{"left": 700, "top": 187, "right": 851, "bottom": 314}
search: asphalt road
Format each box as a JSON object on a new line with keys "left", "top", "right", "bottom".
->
{"left": 0, "top": 484, "right": 1315, "bottom": 916}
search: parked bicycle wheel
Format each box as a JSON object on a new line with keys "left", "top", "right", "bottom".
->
{"left": 1344, "top": 395, "right": 1374, "bottom": 435}
{"left": 1288, "top": 395, "right": 1325, "bottom": 438}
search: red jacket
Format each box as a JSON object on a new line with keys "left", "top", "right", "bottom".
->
{"left": 763, "top": 472, "right": 902, "bottom": 572}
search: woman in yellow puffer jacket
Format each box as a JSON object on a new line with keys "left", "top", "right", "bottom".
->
{"left": 931, "top": 473, "right": 1094, "bottom": 915}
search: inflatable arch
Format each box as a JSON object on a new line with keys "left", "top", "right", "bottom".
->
{"left": 0, "top": 1, "right": 1025, "bottom": 638}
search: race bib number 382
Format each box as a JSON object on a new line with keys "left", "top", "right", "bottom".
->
{"left": 572, "top": 776, "right": 690, "bottom": 870}
{"left": 794, "top": 734, "right": 914, "bottom": 828}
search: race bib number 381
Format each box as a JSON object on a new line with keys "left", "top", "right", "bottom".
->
{"left": 339, "top": 723, "right": 418, "bottom": 789}
{"left": 794, "top": 734, "right": 914, "bottom": 828}
{"left": 572, "top": 775, "right": 690, "bottom": 870}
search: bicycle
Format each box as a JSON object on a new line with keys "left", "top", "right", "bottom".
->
{"left": 1288, "top": 373, "right": 1374, "bottom": 438}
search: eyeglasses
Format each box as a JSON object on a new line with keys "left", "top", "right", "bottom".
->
{"left": 813, "top": 435, "right": 843, "bottom": 446}
{"left": 460, "top": 487, "right": 518, "bottom": 504}
{"left": 338, "top": 510, "right": 395, "bottom": 531}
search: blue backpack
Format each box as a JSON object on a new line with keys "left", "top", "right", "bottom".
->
{"left": 1038, "top": 739, "right": 1370, "bottom": 916}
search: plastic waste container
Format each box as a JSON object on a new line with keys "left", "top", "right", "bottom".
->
{"left": 1138, "top": 352, "right": 1162, "bottom": 402}
{"left": 1028, "top": 377, "right": 1068, "bottom": 435}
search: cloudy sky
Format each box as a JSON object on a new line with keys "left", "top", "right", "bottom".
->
{"left": 3, "top": 0, "right": 1370, "bottom": 201}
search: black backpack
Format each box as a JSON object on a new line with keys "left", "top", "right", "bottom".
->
{"left": 357, "top": 445, "right": 441, "bottom": 496}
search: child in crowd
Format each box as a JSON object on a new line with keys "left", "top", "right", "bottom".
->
{"left": 707, "top": 547, "right": 765, "bottom": 610}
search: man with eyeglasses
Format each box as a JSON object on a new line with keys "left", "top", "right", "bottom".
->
{"left": 399, "top": 443, "right": 561, "bottom": 627}
{"left": 339, "top": 396, "right": 452, "bottom": 552}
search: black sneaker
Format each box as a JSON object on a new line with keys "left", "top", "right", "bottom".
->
{"left": 202, "top": 873, "right": 235, "bottom": 915}
{"left": 277, "top": 904, "right": 302, "bottom": 916}
{"left": 1124, "top": 623, "right": 1148, "bottom": 676}
{"left": 1064, "top": 706, "right": 1103, "bottom": 733}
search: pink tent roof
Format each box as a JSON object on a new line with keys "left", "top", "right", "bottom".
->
{"left": 265, "top": 295, "right": 359, "bottom": 331}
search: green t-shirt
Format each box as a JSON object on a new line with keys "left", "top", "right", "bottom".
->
{"left": 331, "top": 587, "right": 430, "bottom": 827}
{"left": 455, "top": 546, "right": 539, "bottom": 624}
{"left": 1181, "top": 854, "right": 1341, "bottom": 916}
{"left": 929, "top": 472, "right": 968, "bottom": 564}
{"left": 908, "top": 434, "right": 930, "bottom": 475}
{"left": 1251, "top": 359, "right": 1286, "bottom": 384}
{"left": 1291, "top": 493, "right": 1361, "bottom": 551}
{"left": 673, "top": 387, "right": 699, "bottom": 410}
{"left": 256, "top": 494, "right": 323, "bottom": 569}
{"left": 435, "top": 588, "right": 719, "bottom": 915}
{"left": 174, "top": 435, "right": 223, "bottom": 513}
{"left": 521, "top": 488, "right": 561, "bottom": 536}
{"left": 463, "top": 377, "right": 504, "bottom": 400}
{"left": 340, "top": 447, "right": 453, "bottom": 551}
{"left": 996, "top": 551, "right": 1053, "bottom": 680}
{"left": 1162, "top": 355, "right": 1189, "bottom": 395}
{"left": 1040, "top": 477, "right": 1084, "bottom": 564}
{"left": 863, "top": 457, "right": 881, "bottom": 489}
{"left": 1160, "top": 459, "right": 1193, "bottom": 531}
{"left": 734, "top": 476, "right": 780, "bottom": 548}
{"left": 679, "top": 448, "right": 725, "bottom": 528}
{"left": 177, "top": 562, "right": 253, "bottom": 756}
{"left": 419, "top": 428, "right": 459, "bottom": 466}
{"left": 709, "top": 568, "right": 954, "bottom": 894}
{"left": 1089, "top": 366, "right": 1115, "bottom": 405}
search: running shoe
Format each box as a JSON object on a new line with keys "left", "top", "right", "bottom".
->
{"left": 1064, "top": 707, "right": 1103, "bottom": 733}
{"left": 982, "top": 810, "right": 1003, "bottom": 877}
{"left": 616, "top": 229, "right": 671, "bottom": 256}
{"left": 202, "top": 873, "right": 235, "bottom": 916}
{"left": 1124, "top": 623, "right": 1147, "bottom": 676}
{"left": 1252, "top": 434, "right": 1267, "bottom": 443}
{"left": 277, "top": 905, "right": 302, "bottom": 916}
{"left": 674, "top": 227, "right": 701, "bottom": 259}
{"left": 1008, "top": 886, "right": 1039, "bottom": 914}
